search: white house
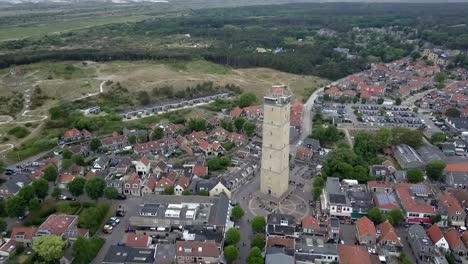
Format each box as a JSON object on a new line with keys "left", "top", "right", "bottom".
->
{"left": 427, "top": 225, "right": 450, "bottom": 251}
{"left": 133, "top": 156, "right": 151, "bottom": 176}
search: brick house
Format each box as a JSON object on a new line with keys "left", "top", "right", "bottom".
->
{"left": 439, "top": 193, "right": 466, "bottom": 227}
{"left": 355, "top": 216, "right": 376, "bottom": 246}
{"left": 175, "top": 241, "right": 220, "bottom": 264}
{"left": 123, "top": 173, "right": 142, "bottom": 196}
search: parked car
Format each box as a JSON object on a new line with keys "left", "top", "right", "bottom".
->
{"left": 117, "top": 194, "right": 127, "bottom": 200}
{"left": 103, "top": 225, "right": 113, "bottom": 234}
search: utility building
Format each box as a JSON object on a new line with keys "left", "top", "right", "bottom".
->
{"left": 260, "top": 86, "right": 291, "bottom": 198}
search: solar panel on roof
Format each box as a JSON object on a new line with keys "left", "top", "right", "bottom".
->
{"left": 410, "top": 185, "right": 426, "bottom": 193}
{"left": 377, "top": 194, "right": 389, "bottom": 205}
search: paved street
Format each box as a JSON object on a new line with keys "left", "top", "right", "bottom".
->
{"left": 93, "top": 197, "right": 143, "bottom": 264}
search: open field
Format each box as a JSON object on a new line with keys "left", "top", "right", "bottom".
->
{"left": 0, "top": 15, "right": 150, "bottom": 41}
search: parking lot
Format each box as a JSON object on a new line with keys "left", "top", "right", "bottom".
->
{"left": 342, "top": 104, "right": 434, "bottom": 129}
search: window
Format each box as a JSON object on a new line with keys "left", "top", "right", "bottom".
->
{"left": 125, "top": 184, "right": 130, "bottom": 188}
{"left": 133, "top": 184, "right": 139, "bottom": 188}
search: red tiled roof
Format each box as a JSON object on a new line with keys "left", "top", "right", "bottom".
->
{"left": 357, "top": 84, "right": 385, "bottom": 95}
{"left": 126, "top": 173, "right": 141, "bottom": 186}
{"left": 157, "top": 178, "right": 173, "bottom": 188}
{"left": 230, "top": 107, "right": 243, "bottom": 118}
{"left": 176, "top": 176, "right": 190, "bottom": 189}
{"left": 176, "top": 135, "right": 187, "bottom": 145}
{"left": 192, "top": 166, "right": 208, "bottom": 177}
{"left": 360, "top": 91, "right": 372, "bottom": 99}
{"left": 126, "top": 234, "right": 150, "bottom": 248}
{"left": 302, "top": 216, "right": 320, "bottom": 230}
{"left": 367, "top": 181, "right": 391, "bottom": 190}
{"left": 167, "top": 171, "right": 178, "bottom": 183}
{"left": 176, "top": 241, "right": 220, "bottom": 258}
{"left": 290, "top": 113, "right": 302, "bottom": 127}
{"left": 445, "top": 164, "right": 468, "bottom": 173}
{"left": 81, "top": 129, "right": 91, "bottom": 137}
{"left": 337, "top": 245, "right": 371, "bottom": 264}
{"left": 11, "top": 227, "right": 36, "bottom": 241}
{"left": 140, "top": 156, "right": 151, "bottom": 166}
{"left": 144, "top": 177, "right": 157, "bottom": 191}
{"left": 58, "top": 174, "right": 76, "bottom": 184}
{"left": 212, "top": 142, "right": 221, "bottom": 151}
{"left": 395, "top": 183, "right": 435, "bottom": 215}
{"left": 427, "top": 224, "right": 444, "bottom": 244}
{"left": 134, "top": 139, "right": 167, "bottom": 153}
{"left": 266, "top": 237, "right": 294, "bottom": 249}
{"left": 440, "top": 193, "right": 466, "bottom": 217}
{"left": 296, "top": 146, "right": 313, "bottom": 159}
{"left": 445, "top": 229, "right": 464, "bottom": 251}
{"left": 85, "top": 171, "right": 96, "bottom": 179}
{"left": 377, "top": 221, "right": 399, "bottom": 243}
{"left": 228, "top": 133, "right": 247, "bottom": 145}
{"left": 64, "top": 128, "right": 81, "bottom": 139}
{"left": 292, "top": 102, "right": 304, "bottom": 114}
{"left": 325, "top": 86, "right": 342, "bottom": 97}
{"left": 462, "top": 231, "right": 468, "bottom": 249}
{"left": 37, "top": 215, "right": 78, "bottom": 237}
{"left": 356, "top": 216, "right": 376, "bottom": 238}
{"left": 243, "top": 105, "right": 262, "bottom": 115}
{"left": 199, "top": 140, "right": 210, "bottom": 151}
{"left": 343, "top": 90, "right": 357, "bottom": 97}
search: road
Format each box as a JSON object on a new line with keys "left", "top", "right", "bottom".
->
{"left": 93, "top": 197, "right": 142, "bottom": 264}
{"left": 301, "top": 87, "right": 324, "bottom": 139}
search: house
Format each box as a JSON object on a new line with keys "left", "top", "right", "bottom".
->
{"left": 0, "top": 173, "right": 32, "bottom": 197}
{"left": 301, "top": 216, "right": 321, "bottom": 235}
{"left": 266, "top": 236, "right": 295, "bottom": 250}
{"left": 0, "top": 239, "right": 17, "bottom": 257}
{"left": 369, "top": 165, "right": 391, "bottom": 179}
{"left": 100, "top": 131, "right": 127, "bottom": 151}
{"left": 155, "top": 178, "right": 173, "bottom": 194}
{"left": 93, "top": 155, "right": 110, "bottom": 171}
{"left": 133, "top": 156, "right": 151, "bottom": 176}
{"left": 322, "top": 177, "right": 352, "bottom": 218}
{"left": 63, "top": 128, "right": 81, "bottom": 141}
{"left": 192, "top": 166, "right": 208, "bottom": 178}
{"left": 57, "top": 174, "right": 76, "bottom": 189}
{"left": 34, "top": 214, "right": 88, "bottom": 243}
{"left": 445, "top": 229, "right": 466, "bottom": 256}
{"left": 175, "top": 241, "right": 220, "bottom": 264}
{"left": 186, "top": 131, "right": 207, "bottom": 144}
{"left": 10, "top": 227, "right": 36, "bottom": 247}
{"left": 102, "top": 245, "right": 155, "bottom": 264}
{"left": 427, "top": 224, "right": 449, "bottom": 251}
{"left": 228, "top": 132, "right": 248, "bottom": 146}
{"left": 141, "top": 176, "right": 157, "bottom": 195}
{"left": 230, "top": 106, "right": 243, "bottom": 118}
{"left": 373, "top": 193, "right": 401, "bottom": 213}
{"left": 243, "top": 105, "right": 263, "bottom": 119}
{"left": 444, "top": 164, "right": 468, "bottom": 189}
{"left": 367, "top": 181, "right": 392, "bottom": 193}
{"left": 439, "top": 192, "right": 466, "bottom": 227}
{"left": 303, "top": 138, "right": 321, "bottom": 152}
{"left": 133, "top": 138, "right": 168, "bottom": 154}
{"left": 211, "top": 127, "right": 230, "bottom": 141}
{"left": 266, "top": 247, "right": 295, "bottom": 264}
{"left": 80, "top": 106, "right": 101, "bottom": 116}
{"left": 408, "top": 225, "right": 434, "bottom": 264}
{"left": 174, "top": 176, "right": 190, "bottom": 196}
{"left": 295, "top": 147, "right": 313, "bottom": 162}
{"left": 126, "top": 234, "right": 151, "bottom": 248}
{"left": 155, "top": 244, "right": 176, "bottom": 264}
{"left": 209, "top": 180, "right": 232, "bottom": 199}
{"left": 266, "top": 213, "right": 296, "bottom": 238}
{"left": 294, "top": 235, "right": 338, "bottom": 263}
{"left": 337, "top": 245, "right": 371, "bottom": 264}
{"left": 376, "top": 221, "right": 402, "bottom": 257}
{"left": 462, "top": 231, "right": 468, "bottom": 249}
{"left": 326, "top": 217, "right": 340, "bottom": 243}
{"left": 395, "top": 183, "right": 435, "bottom": 225}
{"left": 382, "top": 160, "right": 396, "bottom": 174}
{"left": 355, "top": 216, "right": 376, "bottom": 246}
{"left": 123, "top": 173, "right": 142, "bottom": 196}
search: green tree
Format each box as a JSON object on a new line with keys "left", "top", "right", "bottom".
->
{"left": 407, "top": 168, "right": 424, "bottom": 183}
{"left": 251, "top": 234, "right": 265, "bottom": 249}
{"left": 62, "top": 149, "right": 73, "bottom": 159}
{"left": 367, "top": 208, "right": 383, "bottom": 224}
{"left": 104, "top": 187, "right": 119, "bottom": 199}
{"left": 223, "top": 245, "right": 239, "bottom": 263}
{"left": 377, "top": 98, "right": 384, "bottom": 105}
{"left": 234, "top": 117, "right": 246, "bottom": 132}
{"left": 61, "top": 159, "right": 74, "bottom": 171}
{"left": 221, "top": 120, "right": 234, "bottom": 132}
{"left": 90, "top": 138, "right": 101, "bottom": 151}
{"left": 137, "top": 91, "right": 151, "bottom": 105}
{"left": 225, "top": 228, "right": 241, "bottom": 245}
{"left": 28, "top": 197, "right": 40, "bottom": 211}
{"left": 198, "top": 190, "right": 209, "bottom": 196}
{"left": 247, "top": 247, "right": 264, "bottom": 264}
{"left": 18, "top": 185, "right": 35, "bottom": 202}
{"left": 434, "top": 72, "right": 448, "bottom": 83}
{"left": 445, "top": 107, "right": 461, "bottom": 117}
{"left": 243, "top": 122, "right": 256, "bottom": 137}
{"left": 84, "top": 177, "right": 106, "bottom": 200}
{"left": 0, "top": 218, "right": 7, "bottom": 233}
{"left": 152, "top": 127, "right": 164, "bottom": 140}
{"left": 251, "top": 216, "right": 266, "bottom": 233}
{"left": 0, "top": 160, "right": 4, "bottom": 174}
{"left": 426, "top": 160, "right": 446, "bottom": 181}
{"left": 386, "top": 209, "right": 405, "bottom": 225}
{"left": 0, "top": 200, "right": 7, "bottom": 217}
{"left": 33, "top": 235, "right": 65, "bottom": 262}
{"left": 375, "top": 128, "right": 392, "bottom": 151}
{"left": 430, "top": 214, "right": 442, "bottom": 225}
{"left": 164, "top": 186, "right": 174, "bottom": 195}
{"left": 391, "top": 128, "right": 423, "bottom": 147}
{"left": 52, "top": 187, "right": 61, "bottom": 199}
{"left": 313, "top": 186, "right": 322, "bottom": 201}
{"left": 395, "top": 98, "right": 402, "bottom": 105}
{"left": 231, "top": 205, "right": 245, "bottom": 222}
{"left": 430, "top": 132, "right": 447, "bottom": 144}
{"left": 67, "top": 177, "right": 87, "bottom": 197}
{"left": 43, "top": 166, "right": 58, "bottom": 182}
{"left": 238, "top": 93, "right": 258, "bottom": 108}
{"left": 32, "top": 179, "right": 49, "bottom": 199}
{"left": 128, "top": 134, "right": 137, "bottom": 144}
{"left": 188, "top": 118, "right": 207, "bottom": 132}
{"left": 400, "top": 253, "right": 412, "bottom": 264}
{"left": 6, "top": 196, "right": 27, "bottom": 217}
{"left": 72, "top": 154, "right": 86, "bottom": 166}
{"left": 72, "top": 237, "right": 105, "bottom": 264}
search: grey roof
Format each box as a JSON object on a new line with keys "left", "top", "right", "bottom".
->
{"left": 267, "top": 213, "right": 297, "bottom": 236}
{"left": 445, "top": 171, "right": 468, "bottom": 186}
{"left": 348, "top": 191, "right": 373, "bottom": 214}
{"left": 295, "top": 235, "right": 338, "bottom": 256}
{"left": 448, "top": 117, "right": 468, "bottom": 131}
{"left": 393, "top": 144, "right": 425, "bottom": 169}
{"left": 440, "top": 143, "right": 456, "bottom": 152}
{"left": 408, "top": 225, "right": 433, "bottom": 257}
{"left": 103, "top": 245, "right": 155, "bottom": 264}
{"left": 155, "top": 244, "right": 175, "bottom": 264}
{"left": 267, "top": 213, "right": 296, "bottom": 226}
{"left": 2, "top": 173, "right": 32, "bottom": 195}
{"left": 370, "top": 165, "right": 390, "bottom": 177}
{"left": 303, "top": 138, "right": 321, "bottom": 151}
{"left": 329, "top": 194, "right": 347, "bottom": 204}
{"left": 325, "top": 177, "right": 341, "bottom": 194}
{"left": 416, "top": 145, "right": 444, "bottom": 163}
{"left": 266, "top": 251, "right": 295, "bottom": 264}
